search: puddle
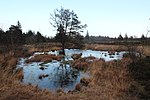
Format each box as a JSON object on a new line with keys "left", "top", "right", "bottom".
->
{"left": 17, "top": 49, "right": 126, "bottom": 92}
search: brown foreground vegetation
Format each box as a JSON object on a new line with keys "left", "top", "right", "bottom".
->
{"left": 26, "top": 54, "right": 63, "bottom": 63}
{"left": 25, "top": 43, "right": 61, "bottom": 53}
{"left": 84, "top": 43, "right": 150, "bottom": 56}
{"left": 0, "top": 43, "right": 150, "bottom": 100}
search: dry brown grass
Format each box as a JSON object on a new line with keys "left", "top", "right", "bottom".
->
{"left": 26, "top": 54, "right": 63, "bottom": 63}
{"left": 70, "top": 56, "right": 138, "bottom": 99}
{"left": 25, "top": 43, "right": 61, "bottom": 53}
{"left": 0, "top": 55, "right": 18, "bottom": 78}
{"left": 72, "top": 60, "right": 89, "bottom": 70}
{"left": 14, "top": 68, "right": 24, "bottom": 81}
{"left": 84, "top": 44, "right": 127, "bottom": 52}
{"left": 1, "top": 44, "right": 149, "bottom": 100}
{"left": 0, "top": 54, "right": 56, "bottom": 100}
{"left": 84, "top": 43, "right": 150, "bottom": 57}
{"left": 144, "top": 46, "right": 150, "bottom": 56}
{"left": 71, "top": 58, "right": 90, "bottom": 70}
{"left": 1, "top": 51, "right": 137, "bottom": 100}
{"left": 87, "top": 58, "right": 136, "bottom": 99}
{"left": 0, "top": 79, "right": 58, "bottom": 100}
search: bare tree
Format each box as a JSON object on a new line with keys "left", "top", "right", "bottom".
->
{"left": 50, "top": 7, "right": 87, "bottom": 55}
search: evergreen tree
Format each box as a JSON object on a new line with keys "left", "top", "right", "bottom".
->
{"left": 118, "top": 34, "right": 123, "bottom": 40}
{"left": 141, "top": 34, "right": 146, "bottom": 40}
{"left": 8, "top": 21, "right": 23, "bottom": 45}
{"left": 85, "top": 30, "right": 90, "bottom": 40}
{"left": 50, "top": 7, "right": 87, "bottom": 55}
{"left": 124, "top": 33, "right": 128, "bottom": 40}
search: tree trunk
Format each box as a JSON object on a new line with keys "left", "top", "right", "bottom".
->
{"left": 62, "top": 42, "right": 65, "bottom": 55}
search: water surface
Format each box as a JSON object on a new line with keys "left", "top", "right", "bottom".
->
{"left": 17, "top": 49, "right": 126, "bottom": 92}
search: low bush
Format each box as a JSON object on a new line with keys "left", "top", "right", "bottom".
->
{"left": 128, "top": 57, "right": 150, "bottom": 99}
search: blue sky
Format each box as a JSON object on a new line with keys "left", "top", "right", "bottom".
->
{"left": 0, "top": 0, "right": 150, "bottom": 37}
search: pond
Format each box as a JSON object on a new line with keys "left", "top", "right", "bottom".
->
{"left": 17, "top": 49, "right": 126, "bottom": 92}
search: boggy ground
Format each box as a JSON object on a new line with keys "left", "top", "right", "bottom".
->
{"left": 0, "top": 44, "right": 150, "bottom": 100}
{"left": 84, "top": 43, "right": 150, "bottom": 56}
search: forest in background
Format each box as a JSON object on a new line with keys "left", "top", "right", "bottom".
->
{"left": 0, "top": 7, "right": 150, "bottom": 99}
{"left": 0, "top": 21, "right": 149, "bottom": 46}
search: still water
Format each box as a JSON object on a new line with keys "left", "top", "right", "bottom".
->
{"left": 17, "top": 49, "right": 126, "bottom": 92}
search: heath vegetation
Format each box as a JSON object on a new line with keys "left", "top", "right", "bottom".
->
{"left": 0, "top": 7, "right": 150, "bottom": 100}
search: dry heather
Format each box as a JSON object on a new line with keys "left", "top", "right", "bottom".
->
{"left": 26, "top": 54, "right": 63, "bottom": 63}
{"left": 128, "top": 57, "right": 150, "bottom": 99}
{"left": 86, "top": 58, "right": 136, "bottom": 100}
{"left": 0, "top": 79, "right": 57, "bottom": 100}
{"left": 0, "top": 52, "right": 137, "bottom": 100}
{"left": 25, "top": 43, "right": 61, "bottom": 52}
{"left": 71, "top": 56, "right": 98, "bottom": 70}
{"left": 84, "top": 44, "right": 127, "bottom": 51}
{"left": 0, "top": 44, "right": 149, "bottom": 100}
{"left": 144, "top": 46, "right": 150, "bottom": 56}
{"left": 0, "top": 54, "right": 18, "bottom": 79}
{"left": 0, "top": 54, "right": 56, "bottom": 100}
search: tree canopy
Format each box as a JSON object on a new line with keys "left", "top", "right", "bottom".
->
{"left": 0, "top": 21, "right": 50, "bottom": 46}
{"left": 50, "top": 7, "right": 87, "bottom": 54}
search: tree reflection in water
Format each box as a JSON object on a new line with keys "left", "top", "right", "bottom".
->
{"left": 53, "top": 58, "right": 79, "bottom": 88}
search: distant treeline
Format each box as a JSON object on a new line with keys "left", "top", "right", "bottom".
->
{"left": 0, "top": 21, "right": 150, "bottom": 46}
{"left": 0, "top": 21, "right": 53, "bottom": 46}
{"left": 84, "top": 32, "right": 150, "bottom": 45}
